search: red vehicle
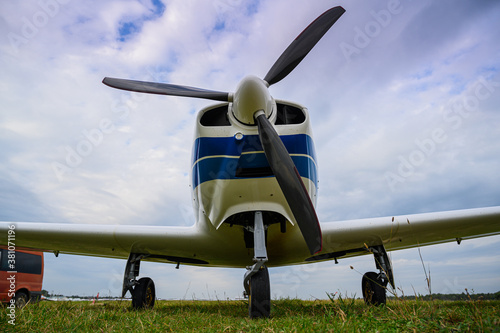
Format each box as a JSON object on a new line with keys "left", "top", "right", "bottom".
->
{"left": 0, "top": 247, "right": 44, "bottom": 308}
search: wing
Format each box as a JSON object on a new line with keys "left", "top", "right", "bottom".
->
{"left": 2, "top": 206, "right": 500, "bottom": 267}
{"left": 309, "top": 206, "right": 500, "bottom": 262}
{"left": 0, "top": 222, "right": 254, "bottom": 267}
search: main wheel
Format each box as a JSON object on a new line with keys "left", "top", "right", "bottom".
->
{"left": 14, "top": 291, "right": 29, "bottom": 308}
{"left": 362, "top": 272, "right": 386, "bottom": 306}
{"left": 132, "top": 277, "right": 155, "bottom": 309}
{"left": 249, "top": 266, "right": 271, "bottom": 318}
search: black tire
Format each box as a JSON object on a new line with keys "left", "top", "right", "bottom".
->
{"left": 249, "top": 266, "right": 271, "bottom": 318}
{"left": 14, "top": 291, "right": 29, "bottom": 308}
{"left": 132, "top": 277, "right": 155, "bottom": 309}
{"left": 362, "top": 272, "right": 386, "bottom": 306}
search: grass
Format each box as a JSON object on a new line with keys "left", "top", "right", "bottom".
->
{"left": 2, "top": 297, "right": 499, "bottom": 332}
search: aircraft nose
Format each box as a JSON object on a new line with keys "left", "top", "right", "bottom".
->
{"left": 232, "top": 75, "right": 275, "bottom": 125}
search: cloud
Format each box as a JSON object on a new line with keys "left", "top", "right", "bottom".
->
{"left": 1, "top": 0, "right": 499, "bottom": 299}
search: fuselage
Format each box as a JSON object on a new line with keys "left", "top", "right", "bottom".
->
{"left": 191, "top": 100, "right": 318, "bottom": 235}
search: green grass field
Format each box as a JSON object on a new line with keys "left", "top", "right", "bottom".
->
{"left": 2, "top": 297, "right": 499, "bottom": 332}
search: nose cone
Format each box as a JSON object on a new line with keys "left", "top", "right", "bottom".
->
{"left": 232, "top": 75, "right": 275, "bottom": 125}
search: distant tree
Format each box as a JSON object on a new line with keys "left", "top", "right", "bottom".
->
{"left": 388, "top": 291, "right": 500, "bottom": 301}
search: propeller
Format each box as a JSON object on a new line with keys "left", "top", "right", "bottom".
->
{"left": 102, "top": 77, "right": 230, "bottom": 102}
{"left": 263, "top": 6, "right": 345, "bottom": 86}
{"left": 102, "top": 6, "right": 345, "bottom": 100}
{"left": 254, "top": 111, "right": 322, "bottom": 254}
{"left": 102, "top": 6, "right": 345, "bottom": 254}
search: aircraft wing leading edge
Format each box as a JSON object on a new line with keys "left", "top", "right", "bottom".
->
{"left": 317, "top": 206, "right": 500, "bottom": 261}
{"left": 0, "top": 223, "right": 203, "bottom": 260}
{"left": 1, "top": 206, "right": 500, "bottom": 267}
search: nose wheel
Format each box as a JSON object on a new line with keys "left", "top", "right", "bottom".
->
{"left": 248, "top": 265, "right": 271, "bottom": 318}
{"left": 243, "top": 211, "right": 271, "bottom": 318}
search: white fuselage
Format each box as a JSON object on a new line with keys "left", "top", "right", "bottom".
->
{"left": 191, "top": 100, "right": 318, "bottom": 235}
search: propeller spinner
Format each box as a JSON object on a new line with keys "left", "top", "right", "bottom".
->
{"left": 102, "top": 6, "right": 346, "bottom": 255}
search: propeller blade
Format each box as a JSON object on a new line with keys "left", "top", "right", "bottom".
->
{"left": 254, "top": 111, "right": 322, "bottom": 254}
{"left": 102, "top": 77, "right": 230, "bottom": 102}
{"left": 263, "top": 6, "right": 345, "bottom": 86}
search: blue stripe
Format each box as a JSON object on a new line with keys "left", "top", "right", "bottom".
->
{"left": 191, "top": 134, "right": 318, "bottom": 188}
{"left": 192, "top": 134, "right": 317, "bottom": 162}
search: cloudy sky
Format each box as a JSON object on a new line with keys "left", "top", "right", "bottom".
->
{"left": 1, "top": 0, "right": 499, "bottom": 300}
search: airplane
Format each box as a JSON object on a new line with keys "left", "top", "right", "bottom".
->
{"left": 1, "top": 5, "right": 500, "bottom": 318}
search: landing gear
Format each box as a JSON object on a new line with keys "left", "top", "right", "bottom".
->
{"left": 244, "top": 211, "right": 271, "bottom": 318}
{"left": 249, "top": 266, "right": 271, "bottom": 318}
{"left": 123, "top": 253, "right": 156, "bottom": 309}
{"left": 362, "top": 245, "right": 394, "bottom": 306}
{"left": 132, "top": 277, "right": 156, "bottom": 309}
{"left": 362, "top": 271, "right": 386, "bottom": 305}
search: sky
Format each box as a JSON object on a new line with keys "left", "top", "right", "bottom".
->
{"left": 1, "top": 0, "right": 499, "bottom": 300}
